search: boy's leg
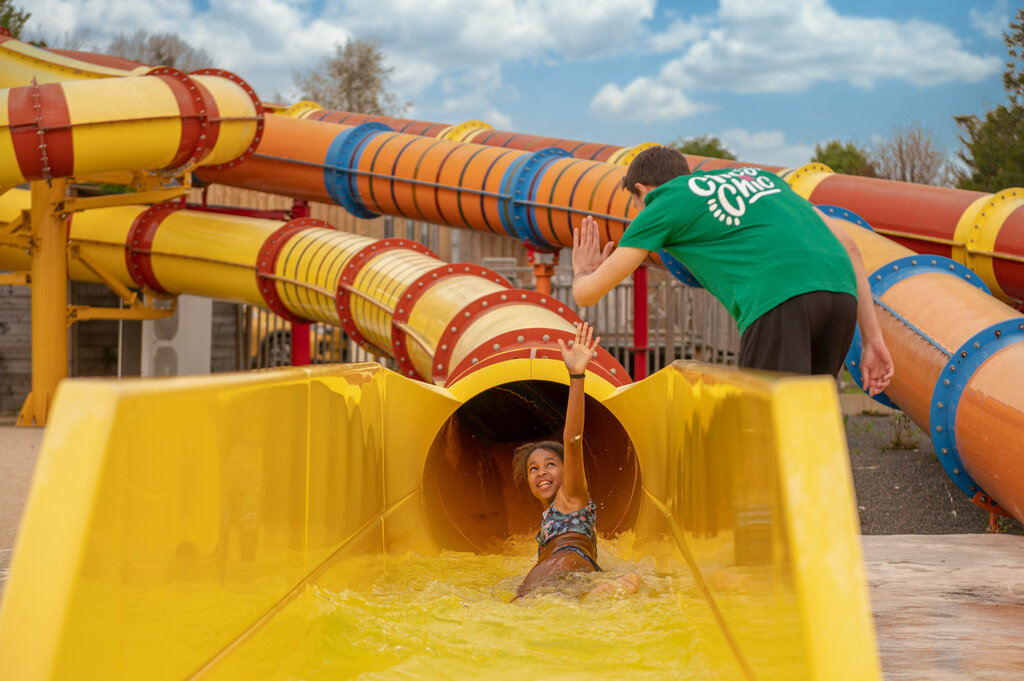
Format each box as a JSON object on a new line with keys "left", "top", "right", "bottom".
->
{"left": 739, "top": 291, "right": 855, "bottom": 375}
{"left": 738, "top": 293, "right": 815, "bottom": 373}
{"left": 809, "top": 292, "right": 857, "bottom": 376}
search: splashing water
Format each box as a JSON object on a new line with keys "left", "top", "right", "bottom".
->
{"left": 293, "top": 535, "right": 761, "bottom": 680}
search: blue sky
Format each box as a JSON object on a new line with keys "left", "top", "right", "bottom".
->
{"left": 26, "top": 0, "right": 1015, "bottom": 168}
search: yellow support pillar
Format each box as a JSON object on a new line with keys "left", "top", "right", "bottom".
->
{"left": 17, "top": 178, "right": 69, "bottom": 427}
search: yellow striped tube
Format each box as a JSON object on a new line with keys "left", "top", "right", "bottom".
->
{"left": 0, "top": 188, "right": 627, "bottom": 386}
{"left": 953, "top": 188, "right": 1024, "bottom": 302}
{"left": 0, "top": 69, "right": 261, "bottom": 185}
{"left": 780, "top": 162, "right": 835, "bottom": 199}
{"left": 0, "top": 36, "right": 139, "bottom": 87}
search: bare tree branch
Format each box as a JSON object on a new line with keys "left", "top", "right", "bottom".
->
{"left": 107, "top": 30, "right": 214, "bottom": 71}
{"left": 295, "top": 36, "right": 407, "bottom": 115}
{"left": 871, "top": 123, "right": 949, "bottom": 186}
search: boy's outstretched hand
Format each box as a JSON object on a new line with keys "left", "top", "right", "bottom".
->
{"left": 573, "top": 216, "right": 615, "bottom": 277}
{"left": 558, "top": 321, "right": 600, "bottom": 376}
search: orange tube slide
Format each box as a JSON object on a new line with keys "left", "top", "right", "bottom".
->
{"left": 197, "top": 117, "right": 639, "bottom": 253}
{"left": 808, "top": 173, "right": 1024, "bottom": 303}
{"left": 291, "top": 104, "right": 1024, "bottom": 305}
{"left": 838, "top": 215, "right": 1024, "bottom": 519}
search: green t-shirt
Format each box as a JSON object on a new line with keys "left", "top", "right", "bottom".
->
{"left": 618, "top": 167, "right": 857, "bottom": 333}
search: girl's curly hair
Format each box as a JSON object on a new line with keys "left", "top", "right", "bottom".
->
{"left": 511, "top": 440, "right": 563, "bottom": 487}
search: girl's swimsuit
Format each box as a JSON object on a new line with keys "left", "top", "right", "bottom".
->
{"left": 536, "top": 499, "right": 601, "bottom": 571}
{"left": 515, "top": 500, "right": 601, "bottom": 599}
{"left": 552, "top": 544, "right": 602, "bottom": 572}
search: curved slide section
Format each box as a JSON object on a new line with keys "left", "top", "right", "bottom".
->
{"left": 0, "top": 350, "right": 876, "bottom": 680}
{"left": 0, "top": 186, "right": 876, "bottom": 679}
{"left": 0, "top": 31, "right": 143, "bottom": 83}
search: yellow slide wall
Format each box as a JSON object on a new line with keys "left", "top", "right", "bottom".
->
{"left": 0, "top": 358, "right": 878, "bottom": 680}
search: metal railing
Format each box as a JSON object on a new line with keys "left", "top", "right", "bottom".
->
{"left": 552, "top": 275, "right": 739, "bottom": 378}
{"left": 245, "top": 306, "right": 396, "bottom": 371}
{"left": 244, "top": 270, "right": 739, "bottom": 378}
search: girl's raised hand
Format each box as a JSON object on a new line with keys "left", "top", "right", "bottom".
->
{"left": 558, "top": 322, "right": 600, "bottom": 376}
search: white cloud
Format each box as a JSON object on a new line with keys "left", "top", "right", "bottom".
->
{"left": 593, "top": 0, "right": 1002, "bottom": 123}
{"left": 684, "top": 0, "right": 1000, "bottom": 91}
{"left": 436, "top": 65, "right": 515, "bottom": 129}
{"left": 25, "top": 0, "right": 333, "bottom": 97}
{"left": 24, "top": 0, "right": 656, "bottom": 125}
{"left": 326, "top": 0, "right": 656, "bottom": 109}
{"left": 719, "top": 128, "right": 815, "bottom": 168}
{"left": 970, "top": 0, "right": 1011, "bottom": 40}
{"left": 20, "top": 0, "right": 1006, "bottom": 143}
{"left": 329, "top": 0, "right": 654, "bottom": 66}
{"left": 648, "top": 17, "right": 707, "bottom": 53}
{"left": 590, "top": 78, "right": 712, "bottom": 122}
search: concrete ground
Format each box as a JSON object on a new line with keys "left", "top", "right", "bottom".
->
{"left": 1, "top": 408, "right": 1023, "bottom": 679}
{"left": 0, "top": 419, "right": 41, "bottom": 591}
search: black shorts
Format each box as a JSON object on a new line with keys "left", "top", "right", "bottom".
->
{"left": 738, "top": 291, "right": 857, "bottom": 377}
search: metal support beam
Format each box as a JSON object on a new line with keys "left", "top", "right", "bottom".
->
{"left": 0, "top": 272, "right": 29, "bottom": 285}
{"left": 58, "top": 186, "right": 186, "bottom": 213}
{"left": 67, "top": 302, "right": 176, "bottom": 323}
{"left": 69, "top": 244, "right": 139, "bottom": 304}
{"left": 18, "top": 178, "right": 69, "bottom": 426}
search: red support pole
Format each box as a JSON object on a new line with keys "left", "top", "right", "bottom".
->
{"left": 286, "top": 198, "right": 313, "bottom": 366}
{"left": 291, "top": 322, "right": 311, "bottom": 366}
{"left": 290, "top": 198, "right": 310, "bottom": 219}
{"left": 632, "top": 266, "right": 649, "bottom": 381}
{"left": 526, "top": 245, "right": 557, "bottom": 296}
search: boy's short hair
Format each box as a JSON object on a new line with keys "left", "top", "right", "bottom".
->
{"left": 621, "top": 146, "right": 691, "bottom": 196}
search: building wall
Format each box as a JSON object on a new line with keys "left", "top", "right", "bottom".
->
{"left": 0, "top": 284, "right": 31, "bottom": 415}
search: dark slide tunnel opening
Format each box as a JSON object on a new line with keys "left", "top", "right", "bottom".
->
{"left": 423, "top": 380, "right": 642, "bottom": 552}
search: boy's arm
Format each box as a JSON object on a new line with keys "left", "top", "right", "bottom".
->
{"left": 826, "top": 221, "right": 895, "bottom": 396}
{"left": 572, "top": 216, "right": 649, "bottom": 306}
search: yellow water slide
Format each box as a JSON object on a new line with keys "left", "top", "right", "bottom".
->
{"left": 0, "top": 35, "right": 969, "bottom": 679}
{"left": 0, "top": 181, "right": 876, "bottom": 677}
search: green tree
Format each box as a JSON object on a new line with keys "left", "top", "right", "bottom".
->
{"left": 668, "top": 134, "right": 737, "bottom": 160}
{"left": 1004, "top": 9, "right": 1024, "bottom": 106}
{"left": 296, "top": 36, "right": 406, "bottom": 115}
{"left": 0, "top": 0, "right": 30, "bottom": 38}
{"left": 955, "top": 9, "right": 1024, "bottom": 192}
{"left": 107, "top": 30, "right": 214, "bottom": 71}
{"left": 812, "top": 139, "right": 876, "bottom": 177}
